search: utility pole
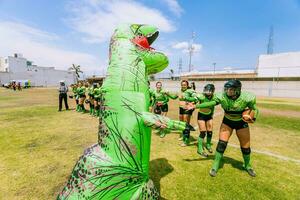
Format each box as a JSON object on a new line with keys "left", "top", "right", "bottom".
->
{"left": 213, "top": 62, "right": 216, "bottom": 83}
{"left": 267, "top": 26, "right": 274, "bottom": 55}
{"left": 188, "top": 31, "right": 196, "bottom": 72}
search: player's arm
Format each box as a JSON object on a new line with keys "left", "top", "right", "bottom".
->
{"left": 248, "top": 97, "right": 259, "bottom": 121}
{"left": 182, "top": 90, "right": 197, "bottom": 102}
{"left": 163, "top": 95, "right": 169, "bottom": 104}
{"left": 188, "top": 94, "right": 219, "bottom": 110}
{"left": 165, "top": 91, "right": 178, "bottom": 99}
{"left": 195, "top": 101, "right": 217, "bottom": 109}
{"left": 195, "top": 93, "right": 204, "bottom": 104}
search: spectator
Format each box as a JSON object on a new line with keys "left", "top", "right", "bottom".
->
{"left": 58, "top": 80, "right": 69, "bottom": 111}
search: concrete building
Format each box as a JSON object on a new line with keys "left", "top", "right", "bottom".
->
{"left": 152, "top": 51, "right": 300, "bottom": 98}
{"left": 256, "top": 52, "right": 300, "bottom": 77}
{"left": 0, "top": 54, "right": 76, "bottom": 86}
{"left": 168, "top": 51, "right": 300, "bottom": 81}
{"left": 180, "top": 69, "right": 257, "bottom": 80}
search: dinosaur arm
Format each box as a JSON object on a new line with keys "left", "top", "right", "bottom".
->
{"left": 141, "top": 112, "right": 186, "bottom": 131}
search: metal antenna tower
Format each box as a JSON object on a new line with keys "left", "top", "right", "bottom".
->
{"left": 267, "top": 26, "right": 274, "bottom": 54}
{"left": 188, "top": 31, "right": 196, "bottom": 72}
{"left": 178, "top": 57, "right": 182, "bottom": 74}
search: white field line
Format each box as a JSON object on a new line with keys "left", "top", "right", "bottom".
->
{"left": 216, "top": 140, "right": 300, "bottom": 164}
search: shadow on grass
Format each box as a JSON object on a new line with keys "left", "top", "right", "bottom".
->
{"left": 150, "top": 158, "right": 173, "bottom": 200}
{"left": 183, "top": 155, "right": 244, "bottom": 171}
{"left": 183, "top": 154, "right": 214, "bottom": 162}
{"left": 222, "top": 156, "right": 244, "bottom": 170}
{"left": 58, "top": 108, "right": 75, "bottom": 111}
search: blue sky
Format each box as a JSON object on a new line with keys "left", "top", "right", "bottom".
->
{"left": 1, "top": 0, "right": 300, "bottom": 75}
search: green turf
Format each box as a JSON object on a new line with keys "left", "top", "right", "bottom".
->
{"left": 151, "top": 134, "right": 300, "bottom": 200}
{"left": 1, "top": 88, "right": 300, "bottom": 199}
{"left": 1, "top": 105, "right": 57, "bottom": 122}
{"left": 0, "top": 95, "right": 19, "bottom": 101}
{"left": 256, "top": 114, "right": 300, "bottom": 133}
{"left": 257, "top": 102, "right": 300, "bottom": 112}
{"left": 258, "top": 99, "right": 290, "bottom": 103}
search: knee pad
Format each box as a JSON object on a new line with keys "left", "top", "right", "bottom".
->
{"left": 216, "top": 140, "right": 228, "bottom": 153}
{"left": 199, "top": 131, "right": 206, "bottom": 138}
{"left": 207, "top": 131, "right": 212, "bottom": 137}
{"left": 241, "top": 147, "right": 251, "bottom": 155}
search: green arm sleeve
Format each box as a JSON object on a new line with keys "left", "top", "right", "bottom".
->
{"left": 162, "top": 95, "right": 169, "bottom": 104}
{"left": 166, "top": 92, "right": 178, "bottom": 100}
{"left": 195, "top": 93, "right": 204, "bottom": 103}
{"left": 184, "top": 95, "right": 197, "bottom": 102}
{"left": 151, "top": 95, "right": 156, "bottom": 107}
{"left": 248, "top": 97, "right": 259, "bottom": 119}
{"left": 195, "top": 101, "right": 217, "bottom": 109}
{"left": 183, "top": 90, "right": 197, "bottom": 102}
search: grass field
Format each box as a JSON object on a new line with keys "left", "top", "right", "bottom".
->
{"left": 0, "top": 88, "right": 300, "bottom": 200}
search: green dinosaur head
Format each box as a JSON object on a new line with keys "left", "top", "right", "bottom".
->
{"left": 112, "top": 24, "right": 158, "bottom": 42}
{"left": 131, "top": 24, "right": 168, "bottom": 75}
{"left": 130, "top": 24, "right": 159, "bottom": 47}
{"left": 112, "top": 24, "right": 168, "bottom": 75}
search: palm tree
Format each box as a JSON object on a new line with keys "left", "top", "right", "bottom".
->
{"left": 170, "top": 69, "right": 174, "bottom": 80}
{"left": 68, "top": 64, "right": 83, "bottom": 83}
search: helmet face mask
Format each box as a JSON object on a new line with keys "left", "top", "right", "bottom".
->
{"left": 224, "top": 80, "right": 241, "bottom": 99}
{"left": 224, "top": 87, "right": 241, "bottom": 98}
{"left": 203, "top": 84, "right": 215, "bottom": 97}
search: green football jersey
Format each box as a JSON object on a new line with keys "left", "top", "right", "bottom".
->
{"left": 151, "top": 89, "right": 169, "bottom": 105}
{"left": 196, "top": 91, "right": 259, "bottom": 121}
{"left": 196, "top": 93, "right": 216, "bottom": 115}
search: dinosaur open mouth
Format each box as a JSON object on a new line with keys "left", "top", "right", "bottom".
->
{"left": 147, "top": 31, "right": 159, "bottom": 46}
{"left": 132, "top": 31, "right": 159, "bottom": 50}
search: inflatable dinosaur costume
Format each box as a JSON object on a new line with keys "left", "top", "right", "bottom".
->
{"left": 58, "top": 24, "right": 190, "bottom": 199}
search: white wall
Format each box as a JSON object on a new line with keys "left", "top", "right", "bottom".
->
{"left": 0, "top": 57, "right": 8, "bottom": 72}
{"left": 0, "top": 67, "right": 76, "bottom": 86}
{"left": 0, "top": 55, "right": 76, "bottom": 86}
{"left": 7, "top": 56, "right": 28, "bottom": 73}
{"left": 0, "top": 72, "right": 10, "bottom": 85}
{"left": 257, "top": 52, "right": 300, "bottom": 77}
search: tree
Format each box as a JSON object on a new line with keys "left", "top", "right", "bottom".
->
{"left": 68, "top": 64, "right": 83, "bottom": 83}
{"left": 170, "top": 69, "right": 174, "bottom": 80}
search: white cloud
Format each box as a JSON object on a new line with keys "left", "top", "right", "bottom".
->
{"left": 161, "top": 0, "right": 184, "bottom": 17}
{"left": 0, "top": 21, "right": 102, "bottom": 72}
{"left": 65, "top": 0, "right": 176, "bottom": 44}
{"left": 173, "top": 42, "right": 189, "bottom": 49}
{"left": 172, "top": 41, "right": 202, "bottom": 53}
